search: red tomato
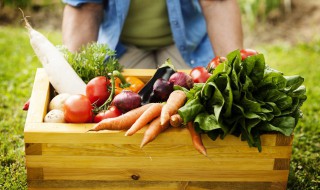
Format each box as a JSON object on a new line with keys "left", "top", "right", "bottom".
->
{"left": 22, "top": 99, "right": 30, "bottom": 111}
{"left": 240, "top": 49, "right": 258, "bottom": 60}
{"left": 64, "top": 94, "right": 93, "bottom": 123}
{"left": 93, "top": 106, "right": 122, "bottom": 123}
{"left": 207, "top": 56, "right": 227, "bottom": 73}
{"left": 86, "top": 76, "right": 111, "bottom": 107}
{"left": 190, "top": 66, "right": 212, "bottom": 83}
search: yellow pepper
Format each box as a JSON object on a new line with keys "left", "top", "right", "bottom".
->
{"left": 115, "top": 76, "right": 145, "bottom": 95}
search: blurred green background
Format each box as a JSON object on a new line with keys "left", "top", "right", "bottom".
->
{"left": 0, "top": 0, "right": 319, "bottom": 189}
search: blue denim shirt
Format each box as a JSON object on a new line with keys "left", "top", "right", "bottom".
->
{"left": 63, "top": 0, "right": 214, "bottom": 67}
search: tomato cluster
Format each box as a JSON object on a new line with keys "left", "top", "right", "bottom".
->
{"left": 189, "top": 56, "right": 226, "bottom": 83}
{"left": 63, "top": 76, "right": 122, "bottom": 123}
{"left": 189, "top": 49, "right": 258, "bottom": 84}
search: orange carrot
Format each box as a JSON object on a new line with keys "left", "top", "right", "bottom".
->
{"left": 125, "top": 103, "right": 163, "bottom": 136}
{"left": 88, "top": 104, "right": 153, "bottom": 131}
{"left": 187, "top": 122, "right": 207, "bottom": 156}
{"left": 140, "top": 117, "right": 170, "bottom": 148}
{"left": 170, "top": 114, "right": 183, "bottom": 128}
{"left": 160, "top": 90, "right": 187, "bottom": 126}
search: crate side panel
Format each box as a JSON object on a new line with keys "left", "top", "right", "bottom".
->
{"left": 25, "top": 68, "right": 50, "bottom": 124}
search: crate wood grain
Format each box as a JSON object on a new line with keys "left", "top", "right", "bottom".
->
{"left": 24, "top": 68, "right": 293, "bottom": 190}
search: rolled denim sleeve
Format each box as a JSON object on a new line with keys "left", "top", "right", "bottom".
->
{"left": 62, "top": 0, "right": 103, "bottom": 7}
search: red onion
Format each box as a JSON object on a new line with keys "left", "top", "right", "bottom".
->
{"left": 112, "top": 90, "right": 141, "bottom": 113}
{"left": 169, "top": 72, "right": 194, "bottom": 89}
{"left": 150, "top": 78, "right": 174, "bottom": 102}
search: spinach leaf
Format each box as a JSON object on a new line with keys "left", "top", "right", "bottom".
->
{"left": 284, "top": 75, "right": 304, "bottom": 92}
{"left": 259, "top": 116, "right": 296, "bottom": 136}
{"left": 178, "top": 98, "right": 205, "bottom": 124}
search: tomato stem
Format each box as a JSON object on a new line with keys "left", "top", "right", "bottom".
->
{"left": 113, "top": 70, "right": 131, "bottom": 88}
{"left": 98, "top": 72, "right": 116, "bottom": 111}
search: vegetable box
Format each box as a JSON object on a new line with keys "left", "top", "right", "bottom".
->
{"left": 24, "top": 68, "right": 293, "bottom": 190}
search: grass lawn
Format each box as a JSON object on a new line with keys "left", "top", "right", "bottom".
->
{"left": 0, "top": 26, "right": 61, "bottom": 189}
{"left": 0, "top": 26, "right": 319, "bottom": 190}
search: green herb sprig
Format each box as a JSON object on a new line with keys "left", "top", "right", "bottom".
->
{"left": 59, "top": 43, "right": 123, "bottom": 83}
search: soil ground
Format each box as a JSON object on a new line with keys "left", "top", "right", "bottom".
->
{"left": 244, "top": 0, "right": 320, "bottom": 47}
{"left": 0, "top": 2, "right": 64, "bottom": 31}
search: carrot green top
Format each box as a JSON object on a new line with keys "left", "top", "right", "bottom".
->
{"left": 120, "top": 0, "right": 173, "bottom": 50}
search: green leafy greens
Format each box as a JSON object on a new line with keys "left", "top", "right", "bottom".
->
{"left": 178, "top": 50, "right": 307, "bottom": 151}
{"left": 60, "top": 43, "right": 123, "bottom": 83}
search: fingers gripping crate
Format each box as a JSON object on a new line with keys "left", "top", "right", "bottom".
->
{"left": 24, "top": 68, "right": 293, "bottom": 190}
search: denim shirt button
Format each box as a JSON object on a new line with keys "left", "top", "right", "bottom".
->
{"left": 172, "top": 20, "right": 179, "bottom": 26}
{"left": 190, "top": 60, "right": 195, "bottom": 65}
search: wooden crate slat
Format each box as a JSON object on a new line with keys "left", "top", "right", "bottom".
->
{"left": 26, "top": 155, "right": 275, "bottom": 171}
{"left": 273, "top": 158, "right": 291, "bottom": 170}
{"left": 39, "top": 168, "right": 289, "bottom": 182}
{"left": 38, "top": 143, "right": 292, "bottom": 158}
{"left": 27, "top": 180, "right": 287, "bottom": 190}
{"left": 24, "top": 123, "right": 277, "bottom": 146}
{"left": 121, "top": 69, "right": 190, "bottom": 83}
{"left": 27, "top": 168, "right": 43, "bottom": 180}
{"left": 25, "top": 143, "right": 42, "bottom": 155}
{"left": 276, "top": 133, "right": 294, "bottom": 146}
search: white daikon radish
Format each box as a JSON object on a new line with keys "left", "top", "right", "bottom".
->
{"left": 22, "top": 13, "right": 86, "bottom": 95}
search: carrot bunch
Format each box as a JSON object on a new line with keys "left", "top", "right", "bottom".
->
{"left": 89, "top": 90, "right": 207, "bottom": 155}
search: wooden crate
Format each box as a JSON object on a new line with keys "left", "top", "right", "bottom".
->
{"left": 24, "top": 68, "right": 293, "bottom": 190}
